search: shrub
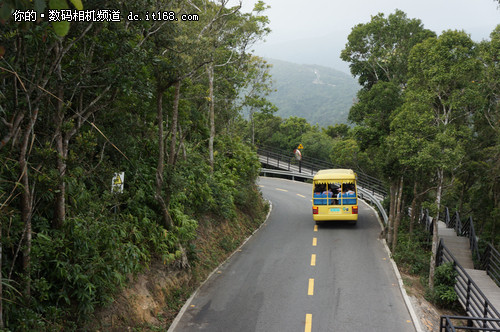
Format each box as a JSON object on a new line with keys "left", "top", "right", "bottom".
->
{"left": 392, "top": 220, "right": 431, "bottom": 276}
{"left": 428, "top": 262, "right": 459, "bottom": 308}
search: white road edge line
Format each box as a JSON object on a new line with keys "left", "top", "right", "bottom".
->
{"left": 360, "top": 198, "right": 423, "bottom": 332}
{"left": 167, "top": 200, "right": 274, "bottom": 332}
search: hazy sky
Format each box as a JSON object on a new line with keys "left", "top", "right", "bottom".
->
{"left": 235, "top": 0, "right": 500, "bottom": 74}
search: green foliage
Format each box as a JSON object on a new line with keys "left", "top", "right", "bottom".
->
{"left": 0, "top": 0, "right": 272, "bottom": 329}
{"left": 341, "top": 9, "right": 435, "bottom": 88}
{"left": 300, "top": 130, "right": 335, "bottom": 161}
{"left": 323, "top": 123, "right": 350, "bottom": 139}
{"left": 3, "top": 212, "right": 174, "bottom": 329}
{"left": 427, "top": 263, "right": 459, "bottom": 308}
{"left": 392, "top": 220, "right": 431, "bottom": 276}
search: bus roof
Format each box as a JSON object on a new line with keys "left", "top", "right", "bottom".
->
{"left": 313, "top": 169, "right": 357, "bottom": 181}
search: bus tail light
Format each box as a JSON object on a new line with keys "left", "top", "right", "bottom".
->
{"left": 313, "top": 207, "right": 318, "bottom": 214}
{"left": 352, "top": 206, "right": 358, "bottom": 214}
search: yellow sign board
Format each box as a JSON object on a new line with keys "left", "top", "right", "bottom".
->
{"left": 297, "top": 144, "right": 304, "bottom": 149}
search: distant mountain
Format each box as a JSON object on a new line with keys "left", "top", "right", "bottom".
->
{"left": 265, "top": 58, "right": 360, "bottom": 126}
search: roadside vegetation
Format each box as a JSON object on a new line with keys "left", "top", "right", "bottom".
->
{"left": 0, "top": 0, "right": 273, "bottom": 330}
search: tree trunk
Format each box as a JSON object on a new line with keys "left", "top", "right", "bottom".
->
{"left": 19, "top": 108, "right": 38, "bottom": 300}
{"left": 54, "top": 84, "right": 66, "bottom": 229}
{"left": 429, "top": 168, "right": 444, "bottom": 290}
{"left": 168, "top": 81, "right": 181, "bottom": 166}
{"left": 0, "top": 217, "right": 3, "bottom": 329}
{"left": 392, "top": 176, "right": 404, "bottom": 253}
{"left": 409, "top": 180, "right": 418, "bottom": 237}
{"left": 155, "top": 84, "right": 173, "bottom": 230}
{"left": 250, "top": 108, "right": 255, "bottom": 145}
{"left": 207, "top": 63, "right": 215, "bottom": 171}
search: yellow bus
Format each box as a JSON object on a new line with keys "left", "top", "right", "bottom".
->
{"left": 312, "top": 169, "right": 358, "bottom": 224}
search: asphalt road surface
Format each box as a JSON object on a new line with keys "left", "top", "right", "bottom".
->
{"left": 170, "top": 177, "right": 416, "bottom": 332}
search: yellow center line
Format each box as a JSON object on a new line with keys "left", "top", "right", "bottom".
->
{"left": 305, "top": 314, "right": 312, "bottom": 332}
{"left": 312, "top": 237, "right": 317, "bottom": 246}
{"left": 297, "top": 194, "right": 305, "bottom": 198}
{"left": 275, "top": 188, "right": 288, "bottom": 192}
{"left": 308, "top": 278, "right": 314, "bottom": 295}
{"left": 314, "top": 225, "right": 318, "bottom": 232}
{"left": 311, "top": 254, "right": 316, "bottom": 266}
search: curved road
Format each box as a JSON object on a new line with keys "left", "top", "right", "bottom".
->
{"left": 170, "top": 177, "right": 416, "bottom": 332}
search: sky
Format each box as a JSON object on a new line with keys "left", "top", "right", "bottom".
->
{"left": 234, "top": 0, "right": 500, "bottom": 74}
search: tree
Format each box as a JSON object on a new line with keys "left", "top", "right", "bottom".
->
{"left": 269, "top": 116, "right": 311, "bottom": 151}
{"left": 300, "top": 130, "right": 335, "bottom": 162}
{"left": 323, "top": 123, "right": 350, "bottom": 139}
{"left": 400, "top": 30, "right": 482, "bottom": 288}
{"left": 349, "top": 81, "right": 402, "bottom": 150}
{"left": 341, "top": 9, "right": 435, "bottom": 88}
{"left": 241, "top": 56, "right": 276, "bottom": 144}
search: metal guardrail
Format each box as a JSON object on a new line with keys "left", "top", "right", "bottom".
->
{"left": 482, "top": 244, "right": 500, "bottom": 287}
{"left": 257, "top": 146, "right": 387, "bottom": 198}
{"left": 358, "top": 188, "right": 388, "bottom": 225}
{"left": 437, "top": 239, "right": 500, "bottom": 330}
{"left": 440, "top": 315, "right": 500, "bottom": 331}
{"left": 260, "top": 168, "right": 313, "bottom": 180}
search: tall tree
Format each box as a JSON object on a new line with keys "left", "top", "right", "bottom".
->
{"left": 400, "top": 30, "right": 482, "bottom": 288}
{"left": 341, "top": 9, "right": 435, "bottom": 88}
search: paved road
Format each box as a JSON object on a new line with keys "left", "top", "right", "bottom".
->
{"left": 170, "top": 177, "right": 415, "bottom": 332}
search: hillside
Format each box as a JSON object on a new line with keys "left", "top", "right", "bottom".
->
{"left": 265, "top": 58, "right": 360, "bottom": 126}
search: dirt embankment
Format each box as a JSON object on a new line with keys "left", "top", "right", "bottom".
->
{"left": 88, "top": 199, "right": 269, "bottom": 331}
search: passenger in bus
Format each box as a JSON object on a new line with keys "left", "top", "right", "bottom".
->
{"left": 345, "top": 185, "right": 356, "bottom": 204}
{"left": 322, "top": 188, "right": 333, "bottom": 196}
{"left": 323, "top": 187, "right": 333, "bottom": 205}
{"left": 337, "top": 187, "right": 346, "bottom": 204}
{"left": 314, "top": 185, "right": 326, "bottom": 205}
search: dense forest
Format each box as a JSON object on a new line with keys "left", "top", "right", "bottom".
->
{"left": 0, "top": 0, "right": 273, "bottom": 329}
{"left": 1, "top": 0, "right": 499, "bottom": 329}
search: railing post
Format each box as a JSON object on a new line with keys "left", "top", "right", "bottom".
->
{"left": 483, "top": 301, "right": 489, "bottom": 328}
{"left": 437, "top": 240, "right": 442, "bottom": 266}
{"left": 445, "top": 207, "right": 450, "bottom": 227}
{"left": 484, "top": 245, "right": 491, "bottom": 275}
{"left": 466, "top": 278, "right": 471, "bottom": 314}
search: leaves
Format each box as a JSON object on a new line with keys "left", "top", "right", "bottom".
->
{"left": 341, "top": 9, "right": 435, "bottom": 87}
{"left": 68, "top": 0, "right": 83, "bottom": 10}
{"left": 49, "top": 0, "right": 70, "bottom": 36}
